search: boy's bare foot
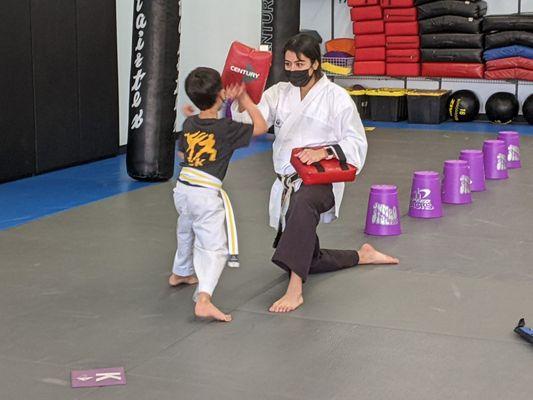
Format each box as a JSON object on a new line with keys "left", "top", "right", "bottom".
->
{"left": 168, "top": 273, "right": 198, "bottom": 287}
{"left": 269, "top": 271, "right": 304, "bottom": 313}
{"left": 195, "top": 293, "right": 232, "bottom": 322}
{"left": 357, "top": 243, "right": 399, "bottom": 265}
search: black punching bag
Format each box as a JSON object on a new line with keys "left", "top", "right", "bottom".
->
{"left": 261, "top": 0, "right": 301, "bottom": 87}
{"left": 127, "top": 0, "right": 180, "bottom": 181}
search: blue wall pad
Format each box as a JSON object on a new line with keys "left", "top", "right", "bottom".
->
{"left": 0, "top": 136, "right": 274, "bottom": 231}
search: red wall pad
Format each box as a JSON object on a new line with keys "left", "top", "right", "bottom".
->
{"left": 386, "top": 35, "right": 420, "bottom": 49}
{"left": 384, "top": 8, "right": 417, "bottom": 22}
{"left": 349, "top": 0, "right": 380, "bottom": 5}
{"left": 355, "top": 34, "right": 386, "bottom": 48}
{"left": 353, "top": 20, "right": 385, "bottom": 35}
{"left": 485, "top": 68, "right": 533, "bottom": 81}
{"left": 386, "top": 63, "right": 421, "bottom": 76}
{"left": 381, "top": 0, "right": 414, "bottom": 7}
{"left": 351, "top": 5, "right": 383, "bottom": 21}
{"left": 421, "top": 63, "right": 485, "bottom": 78}
{"left": 355, "top": 47, "right": 386, "bottom": 61}
{"left": 354, "top": 61, "right": 386, "bottom": 75}
{"left": 386, "top": 49, "right": 420, "bottom": 63}
{"left": 486, "top": 57, "right": 533, "bottom": 71}
{"left": 385, "top": 21, "right": 419, "bottom": 35}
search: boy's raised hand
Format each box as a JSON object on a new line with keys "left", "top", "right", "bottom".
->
{"left": 225, "top": 82, "right": 245, "bottom": 101}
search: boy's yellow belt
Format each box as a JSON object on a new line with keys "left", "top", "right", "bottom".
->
{"left": 178, "top": 167, "right": 239, "bottom": 267}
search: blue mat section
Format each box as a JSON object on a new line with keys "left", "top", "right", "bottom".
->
{"left": 364, "top": 120, "right": 533, "bottom": 135}
{"left": 484, "top": 45, "right": 533, "bottom": 61}
{"left": 0, "top": 136, "right": 274, "bottom": 231}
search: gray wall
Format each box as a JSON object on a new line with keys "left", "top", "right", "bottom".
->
{"left": 116, "top": 0, "right": 531, "bottom": 146}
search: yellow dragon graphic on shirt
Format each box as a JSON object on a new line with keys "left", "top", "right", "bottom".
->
{"left": 184, "top": 131, "right": 218, "bottom": 167}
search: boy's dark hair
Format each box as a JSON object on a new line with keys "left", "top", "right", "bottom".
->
{"left": 185, "top": 67, "right": 223, "bottom": 110}
{"left": 283, "top": 33, "right": 323, "bottom": 80}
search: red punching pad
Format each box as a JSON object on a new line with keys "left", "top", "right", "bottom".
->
{"left": 221, "top": 41, "right": 272, "bottom": 104}
{"left": 290, "top": 148, "right": 357, "bottom": 185}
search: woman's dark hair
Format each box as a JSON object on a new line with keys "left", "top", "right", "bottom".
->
{"left": 185, "top": 67, "right": 223, "bottom": 110}
{"left": 283, "top": 33, "right": 323, "bottom": 79}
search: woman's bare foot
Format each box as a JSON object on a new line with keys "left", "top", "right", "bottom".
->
{"left": 269, "top": 272, "right": 304, "bottom": 313}
{"left": 168, "top": 273, "right": 198, "bottom": 287}
{"left": 357, "top": 243, "right": 399, "bottom": 265}
{"left": 195, "top": 293, "right": 232, "bottom": 322}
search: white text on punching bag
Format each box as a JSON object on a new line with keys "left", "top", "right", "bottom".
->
{"left": 131, "top": 0, "right": 146, "bottom": 130}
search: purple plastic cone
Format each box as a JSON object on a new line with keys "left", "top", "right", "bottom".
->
{"left": 497, "top": 131, "right": 521, "bottom": 169}
{"left": 459, "top": 150, "right": 486, "bottom": 192}
{"left": 483, "top": 140, "right": 508, "bottom": 180}
{"left": 365, "top": 185, "right": 401, "bottom": 236}
{"left": 408, "top": 171, "right": 443, "bottom": 218}
{"left": 442, "top": 160, "right": 472, "bottom": 204}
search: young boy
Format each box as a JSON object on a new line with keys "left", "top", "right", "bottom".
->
{"left": 169, "top": 67, "right": 268, "bottom": 322}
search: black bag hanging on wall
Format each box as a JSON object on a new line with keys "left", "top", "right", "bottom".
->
{"left": 261, "top": 0, "right": 301, "bottom": 87}
{"left": 127, "top": 0, "right": 180, "bottom": 181}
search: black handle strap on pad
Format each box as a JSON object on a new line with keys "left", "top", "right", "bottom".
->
{"left": 332, "top": 144, "right": 350, "bottom": 171}
{"left": 312, "top": 162, "right": 325, "bottom": 173}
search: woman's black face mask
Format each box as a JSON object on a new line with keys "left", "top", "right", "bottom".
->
{"left": 285, "top": 68, "right": 313, "bottom": 87}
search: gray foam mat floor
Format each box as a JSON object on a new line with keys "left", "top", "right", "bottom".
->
{"left": 1, "top": 128, "right": 532, "bottom": 399}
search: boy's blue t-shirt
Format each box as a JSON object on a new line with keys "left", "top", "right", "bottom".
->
{"left": 178, "top": 115, "right": 253, "bottom": 181}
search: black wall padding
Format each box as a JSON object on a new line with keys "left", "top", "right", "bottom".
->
{"left": 419, "top": 16, "right": 481, "bottom": 34}
{"left": 261, "top": 0, "right": 301, "bottom": 87}
{"left": 421, "top": 48, "right": 484, "bottom": 63}
{"left": 421, "top": 33, "right": 484, "bottom": 49}
{"left": 126, "top": 0, "right": 179, "bottom": 181}
{"left": 485, "top": 31, "right": 533, "bottom": 50}
{"left": 417, "top": 1, "right": 487, "bottom": 20}
{"left": 482, "top": 15, "right": 533, "bottom": 33}
{"left": 32, "top": 0, "right": 80, "bottom": 173}
{"left": 77, "top": 0, "right": 119, "bottom": 163}
{"left": 0, "top": 0, "right": 35, "bottom": 182}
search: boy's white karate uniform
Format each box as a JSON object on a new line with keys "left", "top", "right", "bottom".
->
{"left": 172, "top": 167, "right": 239, "bottom": 299}
{"left": 231, "top": 75, "right": 368, "bottom": 228}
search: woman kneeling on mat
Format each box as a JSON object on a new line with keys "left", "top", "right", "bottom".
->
{"left": 230, "top": 33, "right": 399, "bottom": 313}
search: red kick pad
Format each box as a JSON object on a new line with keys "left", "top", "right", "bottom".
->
{"left": 386, "top": 62, "right": 421, "bottom": 76}
{"left": 221, "top": 41, "right": 272, "bottom": 104}
{"left": 353, "top": 20, "right": 385, "bottom": 35}
{"left": 348, "top": 0, "right": 379, "bottom": 5}
{"left": 386, "top": 35, "right": 420, "bottom": 49}
{"left": 291, "top": 148, "right": 357, "bottom": 185}
{"left": 351, "top": 5, "right": 383, "bottom": 21}
{"left": 384, "top": 8, "right": 417, "bottom": 22}
{"left": 353, "top": 60, "right": 386, "bottom": 75}
{"left": 356, "top": 47, "right": 386, "bottom": 61}
{"left": 386, "top": 49, "right": 420, "bottom": 63}
{"left": 381, "top": 0, "right": 415, "bottom": 7}
{"left": 421, "top": 62, "right": 485, "bottom": 78}
{"left": 355, "top": 34, "right": 386, "bottom": 48}
{"left": 485, "top": 68, "right": 533, "bottom": 81}
{"left": 486, "top": 57, "right": 533, "bottom": 71}
{"left": 385, "top": 21, "right": 419, "bottom": 35}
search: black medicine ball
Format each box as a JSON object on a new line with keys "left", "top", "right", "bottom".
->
{"left": 485, "top": 92, "right": 519, "bottom": 124}
{"left": 447, "top": 90, "right": 480, "bottom": 122}
{"left": 523, "top": 94, "right": 533, "bottom": 125}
